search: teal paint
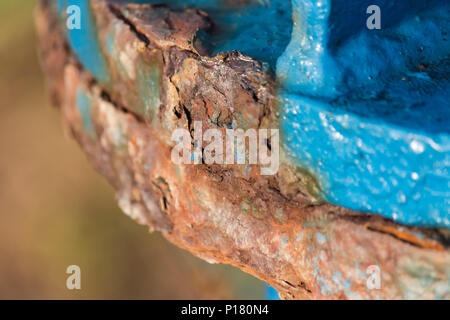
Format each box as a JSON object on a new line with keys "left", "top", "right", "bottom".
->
{"left": 56, "top": 0, "right": 110, "bottom": 83}
{"left": 76, "top": 87, "right": 95, "bottom": 137}
{"left": 266, "top": 285, "right": 279, "bottom": 300}
{"left": 136, "top": 60, "right": 162, "bottom": 121}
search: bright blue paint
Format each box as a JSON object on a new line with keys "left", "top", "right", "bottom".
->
{"left": 282, "top": 93, "right": 449, "bottom": 228}
{"left": 279, "top": 0, "right": 450, "bottom": 229}
{"left": 277, "top": 0, "right": 447, "bottom": 97}
{"left": 265, "top": 285, "right": 279, "bottom": 300}
{"left": 56, "top": 0, "right": 110, "bottom": 83}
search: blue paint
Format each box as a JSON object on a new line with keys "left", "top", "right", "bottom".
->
{"left": 76, "top": 86, "right": 95, "bottom": 137}
{"left": 279, "top": 0, "right": 450, "bottom": 229}
{"left": 56, "top": 0, "right": 110, "bottom": 83}
{"left": 266, "top": 285, "right": 280, "bottom": 300}
{"left": 277, "top": 0, "right": 447, "bottom": 97}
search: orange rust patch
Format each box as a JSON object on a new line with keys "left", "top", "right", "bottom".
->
{"left": 366, "top": 224, "right": 445, "bottom": 251}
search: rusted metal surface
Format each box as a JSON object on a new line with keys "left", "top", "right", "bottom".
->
{"left": 36, "top": 0, "right": 449, "bottom": 299}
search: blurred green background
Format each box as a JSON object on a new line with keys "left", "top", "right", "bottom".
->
{"left": 0, "top": 0, "right": 264, "bottom": 299}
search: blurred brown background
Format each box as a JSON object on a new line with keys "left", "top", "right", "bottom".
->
{"left": 0, "top": 0, "right": 264, "bottom": 299}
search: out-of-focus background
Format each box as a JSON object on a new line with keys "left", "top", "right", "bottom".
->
{"left": 0, "top": 0, "right": 264, "bottom": 299}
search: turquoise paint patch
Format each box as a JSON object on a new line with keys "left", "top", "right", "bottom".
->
{"left": 136, "top": 60, "right": 162, "bottom": 120}
{"left": 56, "top": 0, "right": 110, "bottom": 83}
{"left": 102, "top": 19, "right": 162, "bottom": 121}
{"left": 76, "top": 87, "right": 95, "bottom": 137}
{"left": 265, "top": 285, "right": 279, "bottom": 300}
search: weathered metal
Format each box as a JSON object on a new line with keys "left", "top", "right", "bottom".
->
{"left": 36, "top": 0, "right": 449, "bottom": 299}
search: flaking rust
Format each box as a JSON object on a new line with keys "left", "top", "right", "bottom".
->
{"left": 36, "top": 0, "right": 449, "bottom": 299}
